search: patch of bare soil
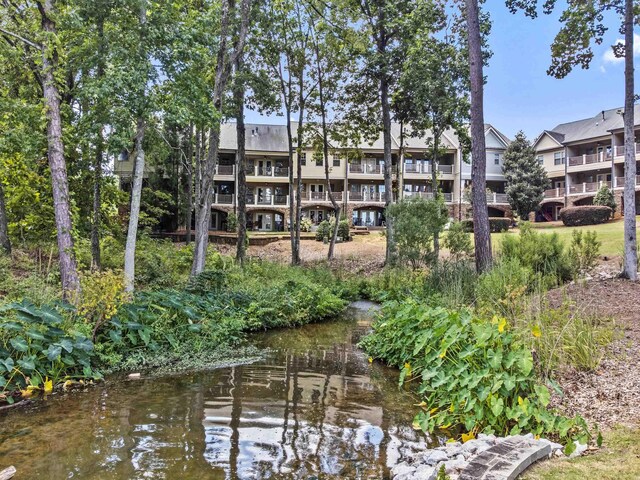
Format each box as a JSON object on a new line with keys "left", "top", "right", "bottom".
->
{"left": 546, "top": 278, "right": 640, "bottom": 428}
{"left": 214, "top": 235, "right": 387, "bottom": 275}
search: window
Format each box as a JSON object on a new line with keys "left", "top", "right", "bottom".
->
{"left": 300, "top": 152, "right": 306, "bottom": 166}
{"left": 494, "top": 153, "right": 500, "bottom": 165}
{"left": 315, "top": 154, "right": 323, "bottom": 167}
{"left": 333, "top": 154, "right": 341, "bottom": 167}
{"left": 554, "top": 152, "right": 565, "bottom": 165}
{"left": 537, "top": 155, "right": 544, "bottom": 165}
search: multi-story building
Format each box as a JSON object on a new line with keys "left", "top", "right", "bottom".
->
{"left": 114, "top": 122, "right": 512, "bottom": 232}
{"left": 536, "top": 106, "right": 640, "bottom": 221}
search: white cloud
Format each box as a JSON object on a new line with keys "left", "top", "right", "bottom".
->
{"left": 602, "top": 34, "right": 640, "bottom": 64}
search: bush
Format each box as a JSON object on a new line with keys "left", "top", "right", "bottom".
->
{"left": 500, "top": 223, "right": 572, "bottom": 286}
{"left": 226, "top": 213, "right": 238, "bottom": 232}
{"left": 593, "top": 185, "right": 616, "bottom": 217}
{"left": 386, "top": 197, "right": 448, "bottom": 268}
{"left": 443, "top": 222, "right": 473, "bottom": 261}
{"left": 315, "top": 220, "right": 331, "bottom": 241}
{"left": 568, "top": 230, "right": 601, "bottom": 275}
{"left": 461, "top": 217, "right": 511, "bottom": 233}
{"left": 559, "top": 206, "right": 612, "bottom": 226}
{"left": 476, "top": 258, "right": 534, "bottom": 319}
{"left": 360, "top": 300, "right": 590, "bottom": 444}
{"left": 423, "top": 260, "right": 478, "bottom": 307}
{"left": 300, "top": 217, "right": 313, "bottom": 233}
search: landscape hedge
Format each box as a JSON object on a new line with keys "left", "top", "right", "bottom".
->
{"left": 461, "top": 217, "right": 511, "bottom": 233}
{"left": 559, "top": 206, "right": 612, "bottom": 226}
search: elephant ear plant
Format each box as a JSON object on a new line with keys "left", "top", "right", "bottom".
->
{"left": 360, "top": 300, "right": 592, "bottom": 453}
{"left": 0, "top": 300, "right": 99, "bottom": 404}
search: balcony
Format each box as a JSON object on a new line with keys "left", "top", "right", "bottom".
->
{"left": 348, "top": 191, "right": 385, "bottom": 202}
{"left": 249, "top": 166, "right": 290, "bottom": 177}
{"left": 403, "top": 191, "right": 454, "bottom": 202}
{"left": 243, "top": 193, "right": 290, "bottom": 206}
{"left": 613, "top": 176, "right": 640, "bottom": 188}
{"left": 348, "top": 164, "right": 383, "bottom": 174}
{"left": 302, "top": 191, "right": 344, "bottom": 202}
{"left": 568, "top": 152, "right": 611, "bottom": 167}
{"left": 614, "top": 143, "right": 640, "bottom": 157}
{"left": 214, "top": 193, "right": 234, "bottom": 205}
{"left": 568, "top": 181, "right": 611, "bottom": 195}
{"left": 437, "top": 164, "right": 454, "bottom": 174}
{"left": 543, "top": 187, "right": 566, "bottom": 198}
{"left": 404, "top": 163, "right": 432, "bottom": 174}
{"left": 487, "top": 193, "right": 508, "bottom": 204}
{"left": 216, "top": 165, "right": 235, "bottom": 176}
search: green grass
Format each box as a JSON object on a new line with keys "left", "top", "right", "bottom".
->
{"left": 492, "top": 217, "right": 640, "bottom": 257}
{"left": 522, "top": 425, "right": 640, "bottom": 480}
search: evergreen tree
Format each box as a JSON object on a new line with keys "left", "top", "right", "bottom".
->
{"left": 503, "top": 131, "right": 548, "bottom": 220}
{"left": 594, "top": 184, "right": 617, "bottom": 218}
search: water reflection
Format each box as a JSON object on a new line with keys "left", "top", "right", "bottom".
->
{"left": 0, "top": 304, "right": 429, "bottom": 479}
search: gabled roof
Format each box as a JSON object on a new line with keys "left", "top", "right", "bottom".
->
{"left": 484, "top": 124, "right": 511, "bottom": 147}
{"left": 542, "top": 105, "right": 640, "bottom": 145}
{"left": 533, "top": 130, "right": 565, "bottom": 148}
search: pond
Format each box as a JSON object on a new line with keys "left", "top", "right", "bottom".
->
{"left": 0, "top": 302, "right": 431, "bottom": 479}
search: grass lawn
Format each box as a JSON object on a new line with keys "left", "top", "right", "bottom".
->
{"left": 492, "top": 217, "right": 640, "bottom": 257}
{"left": 522, "top": 426, "right": 640, "bottom": 480}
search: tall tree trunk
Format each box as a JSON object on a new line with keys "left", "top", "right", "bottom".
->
{"left": 286, "top": 109, "right": 297, "bottom": 264}
{"left": 185, "top": 123, "right": 193, "bottom": 244}
{"left": 195, "top": 128, "right": 202, "bottom": 211}
{"left": 622, "top": 0, "right": 637, "bottom": 280}
{"left": 432, "top": 131, "right": 440, "bottom": 261}
{"left": 39, "top": 0, "right": 80, "bottom": 299}
{"left": 0, "top": 183, "right": 11, "bottom": 255}
{"left": 191, "top": 0, "right": 251, "bottom": 276}
{"left": 294, "top": 75, "right": 305, "bottom": 265}
{"left": 397, "top": 122, "right": 405, "bottom": 201}
{"left": 123, "top": 118, "right": 145, "bottom": 292}
{"left": 381, "top": 75, "right": 396, "bottom": 265}
{"left": 466, "top": 0, "right": 492, "bottom": 273}
{"left": 92, "top": 126, "right": 103, "bottom": 270}
{"left": 315, "top": 48, "right": 340, "bottom": 260}
{"left": 234, "top": 55, "right": 248, "bottom": 264}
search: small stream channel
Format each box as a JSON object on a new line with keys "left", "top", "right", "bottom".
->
{"left": 0, "top": 301, "right": 432, "bottom": 479}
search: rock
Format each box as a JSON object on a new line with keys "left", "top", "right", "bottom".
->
{"left": 413, "top": 464, "right": 437, "bottom": 480}
{"left": 391, "top": 462, "right": 416, "bottom": 478}
{"left": 523, "top": 433, "right": 535, "bottom": 441}
{"left": 461, "top": 440, "right": 481, "bottom": 455}
{"left": 444, "top": 457, "right": 467, "bottom": 474}
{"left": 569, "top": 441, "right": 588, "bottom": 458}
{"left": 422, "top": 449, "right": 449, "bottom": 466}
{"left": 280, "top": 467, "right": 292, "bottom": 474}
{"left": 128, "top": 373, "right": 141, "bottom": 380}
{"left": 477, "top": 433, "right": 496, "bottom": 443}
{"left": 554, "top": 448, "right": 565, "bottom": 458}
{"left": 0, "top": 466, "right": 16, "bottom": 480}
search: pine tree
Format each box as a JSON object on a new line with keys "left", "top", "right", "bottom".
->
{"left": 503, "top": 131, "right": 548, "bottom": 220}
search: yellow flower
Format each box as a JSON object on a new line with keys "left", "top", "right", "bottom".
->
{"left": 498, "top": 318, "right": 507, "bottom": 333}
{"left": 531, "top": 325, "right": 541, "bottom": 338}
{"left": 368, "top": 357, "right": 373, "bottom": 363}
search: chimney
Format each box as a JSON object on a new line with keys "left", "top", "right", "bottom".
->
{"left": 602, "top": 110, "right": 605, "bottom": 121}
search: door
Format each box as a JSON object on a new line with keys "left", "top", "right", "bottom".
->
{"left": 264, "top": 214, "right": 272, "bottom": 231}
{"left": 258, "top": 160, "right": 272, "bottom": 175}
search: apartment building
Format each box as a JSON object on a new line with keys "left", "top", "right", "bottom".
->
{"left": 114, "top": 122, "right": 512, "bottom": 232}
{"left": 536, "top": 106, "right": 640, "bottom": 221}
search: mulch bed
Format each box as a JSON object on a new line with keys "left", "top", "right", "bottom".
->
{"left": 546, "top": 278, "right": 640, "bottom": 428}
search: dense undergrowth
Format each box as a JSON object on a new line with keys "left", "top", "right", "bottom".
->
{"left": 360, "top": 224, "right": 610, "bottom": 451}
{"left": 0, "top": 238, "right": 354, "bottom": 404}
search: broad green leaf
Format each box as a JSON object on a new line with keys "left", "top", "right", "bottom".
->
{"left": 47, "top": 344, "right": 62, "bottom": 361}
{"left": 10, "top": 337, "right": 28, "bottom": 352}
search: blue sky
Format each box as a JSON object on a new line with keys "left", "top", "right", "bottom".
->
{"left": 246, "top": 4, "right": 638, "bottom": 141}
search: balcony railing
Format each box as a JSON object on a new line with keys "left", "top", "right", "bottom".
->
{"left": 301, "top": 191, "right": 345, "bottom": 202}
{"left": 615, "top": 143, "right": 640, "bottom": 157}
{"left": 348, "top": 191, "right": 385, "bottom": 202}
{"left": 568, "top": 152, "right": 610, "bottom": 167}
{"left": 348, "top": 164, "right": 383, "bottom": 174}
{"left": 567, "top": 181, "right": 613, "bottom": 195}
{"left": 614, "top": 176, "right": 640, "bottom": 188}
{"left": 486, "top": 193, "right": 508, "bottom": 204}
{"left": 249, "top": 166, "right": 290, "bottom": 177}
{"left": 437, "top": 164, "right": 454, "bottom": 174}
{"left": 215, "top": 193, "right": 234, "bottom": 205}
{"left": 216, "top": 165, "right": 234, "bottom": 176}
{"left": 404, "top": 163, "right": 432, "bottom": 174}
{"left": 544, "top": 187, "right": 566, "bottom": 198}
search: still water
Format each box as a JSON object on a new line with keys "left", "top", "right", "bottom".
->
{"left": 0, "top": 302, "right": 431, "bottom": 479}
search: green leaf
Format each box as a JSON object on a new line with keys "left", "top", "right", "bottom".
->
{"left": 26, "top": 329, "right": 46, "bottom": 341}
{"left": 490, "top": 397, "right": 504, "bottom": 417}
{"left": 517, "top": 352, "right": 533, "bottom": 376}
{"left": 139, "top": 328, "right": 151, "bottom": 346}
{"left": 9, "top": 337, "right": 28, "bottom": 352}
{"left": 17, "top": 358, "right": 35, "bottom": 371}
{"left": 46, "top": 344, "right": 62, "bottom": 361}
{"left": 564, "top": 441, "right": 576, "bottom": 456}
{"left": 59, "top": 339, "right": 74, "bottom": 353}
{"left": 109, "top": 330, "right": 123, "bottom": 344}
{"left": 597, "top": 431, "right": 603, "bottom": 448}
{"left": 1, "top": 357, "right": 14, "bottom": 372}
{"left": 534, "top": 385, "right": 551, "bottom": 407}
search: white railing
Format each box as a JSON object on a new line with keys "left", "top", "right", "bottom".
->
{"left": 544, "top": 188, "right": 565, "bottom": 198}
{"left": 347, "top": 191, "right": 385, "bottom": 202}
{"left": 614, "top": 175, "right": 640, "bottom": 188}
{"left": 437, "top": 164, "right": 454, "bottom": 174}
{"left": 248, "top": 166, "right": 289, "bottom": 177}
{"left": 348, "top": 164, "right": 383, "bottom": 174}
{"left": 216, "top": 165, "right": 235, "bottom": 176}
{"left": 614, "top": 143, "right": 640, "bottom": 157}
{"left": 568, "top": 152, "right": 611, "bottom": 167}
{"left": 404, "top": 163, "right": 432, "bottom": 174}
{"left": 240, "top": 193, "right": 290, "bottom": 206}
{"left": 567, "top": 181, "right": 614, "bottom": 195}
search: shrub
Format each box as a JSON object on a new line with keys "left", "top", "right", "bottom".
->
{"left": 500, "top": 223, "right": 572, "bottom": 286}
{"left": 476, "top": 258, "right": 534, "bottom": 318}
{"left": 0, "top": 301, "right": 100, "bottom": 403}
{"left": 78, "top": 270, "right": 128, "bottom": 340}
{"left": 360, "top": 300, "right": 590, "bottom": 445}
{"left": 568, "top": 230, "right": 601, "bottom": 275}
{"left": 386, "top": 197, "right": 448, "bottom": 268}
{"left": 443, "top": 222, "right": 473, "bottom": 261}
{"left": 559, "top": 206, "right": 612, "bottom": 226}
{"left": 593, "top": 185, "right": 617, "bottom": 217}
{"left": 337, "top": 219, "right": 350, "bottom": 241}
{"left": 300, "top": 217, "right": 313, "bottom": 233}
{"left": 461, "top": 217, "right": 511, "bottom": 233}
{"left": 423, "top": 260, "right": 478, "bottom": 307}
{"left": 315, "top": 220, "right": 331, "bottom": 241}
{"left": 226, "top": 213, "right": 238, "bottom": 232}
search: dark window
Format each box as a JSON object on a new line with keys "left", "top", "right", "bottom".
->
{"left": 333, "top": 154, "right": 340, "bottom": 167}
{"left": 554, "top": 152, "right": 565, "bottom": 165}
{"left": 316, "top": 155, "right": 323, "bottom": 167}
{"left": 300, "top": 152, "right": 306, "bottom": 166}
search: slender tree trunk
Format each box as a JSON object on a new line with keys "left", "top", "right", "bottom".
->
{"left": 39, "top": 0, "right": 80, "bottom": 299}
{"left": 432, "top": 132, "right": 440, "bottom": 261}
{"left": 195, "top": 128, "right": 202, "bottom": 211}
{"left": 398, "top": 122, "right": 405, "bottom": 201}
{"left": 622, "top": 0, "right": 637, "bottom": 280}
{"left": 123, "top": 118, "right": 145, "bottom": 292}
{"left": 0, "top": 183, "right": 11, "bottom": 255}
{"left": 381, "top": 75, "right": 396, "bottom": 265}
{"left": 294, "top": 75, "right": 305, "bottom": 265}
{"left": 466, "top": 0, "right": 492, "bottom": 273}
{"left": 185, "top": 123, "right": 193, "bottom": 244}
{"left": 234, "top": 55, "right": 248, "bottom": 264}
{"left": 286, "top": 112, "right": 297, "bottom": 264}
{"left": 92, "top": 126, "right": 103, "bottom": 270}
{"left": 315, "top": 50, "right": 340, "bottom": 260}
{"left": 191, "top": 0, "right": 251, "bottom": 276}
